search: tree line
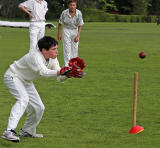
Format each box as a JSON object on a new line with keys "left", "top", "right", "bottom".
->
{"left": 0, "top": 0, "right": 160, "bottom": 19}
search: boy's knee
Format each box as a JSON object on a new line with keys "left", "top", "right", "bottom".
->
{"left": 41, "top": 104, "right": 45, "bottom": 112}
{"left": 38, "top": 104, "right": 45, "bottom": 113}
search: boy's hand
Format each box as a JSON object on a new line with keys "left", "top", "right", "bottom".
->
{"left": 74, "top": 36, "right": 79, "bottom": 42}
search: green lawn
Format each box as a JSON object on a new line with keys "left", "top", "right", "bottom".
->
{"left": 0, "top": 22, "right": 160, "bottom": 148}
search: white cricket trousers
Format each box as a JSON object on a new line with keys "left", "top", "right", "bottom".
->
{"left": 62, "top": 27, "right": 79, "bottom": 66}
{"left": 4, "top": 73, "right": 45, "bottom": 136}
{"left": 29, "top": 22, "right": 45, "bottom": 53}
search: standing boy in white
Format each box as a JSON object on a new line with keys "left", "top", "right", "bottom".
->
{"left": 1, "top": 36, "right": 77, "bottom": 142}
{"left": 58, "top": 0, "right": 84, "bottom": 66}
{"left": 18, "top": 0, "right": 48, "bottom": 52}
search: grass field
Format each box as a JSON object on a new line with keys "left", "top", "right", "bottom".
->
{"left": 1, "top": 22, "right": 160, "bottom": 148}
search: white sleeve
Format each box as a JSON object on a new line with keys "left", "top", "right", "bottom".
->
{"left": 48, "top": 58, "right": 68, "bottom": 82}
{"left": 19, "top": 0, "right": 33, "bottom": 11}
{"left": 26, "top": 53, "right": 58, "bottom": 78}
{"left": 48, "top": 58, "right": 61, "bottom": 71}
{"left": 59, "top": 11, "right": 64, "bottom": 24}
{"left": 44, "top": 1, "right": 48, "bottom": 12}
{"left": 78, "top": 11, "right": 84, "bottom": 26}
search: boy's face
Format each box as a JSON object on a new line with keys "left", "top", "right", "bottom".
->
{"left": 68, "top": 2, "right": 77, "bottom": 12}
{"left": 43, "top": 45, "right": 58, "bottom": 59}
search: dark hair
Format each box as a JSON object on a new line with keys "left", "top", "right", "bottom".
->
{"left": 38, "top": 36, "right": 58, "bottom": 51}
{"left": 68, "top": 0, "right": 77, "bottom": 5}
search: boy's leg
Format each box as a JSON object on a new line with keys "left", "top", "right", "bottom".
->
{"left": 21, "top": 82, "right": 45, "bottom": 137}
{"left": 38, "top": 22, "right": 45, "bottom": 41}
{"left": 4, "top": 75, "right": 29, "bottom": 130}
{"left": 71, "top": 29, "right": 79, "bottom": 58}
{"left": 29, "top": 24, "right": 39, "bottom": 53}
{"left": 2, "top": 75, "right": 30, "bottom": 142}
{"left": 62, "top": 28, "right": 72, "bottom": 66}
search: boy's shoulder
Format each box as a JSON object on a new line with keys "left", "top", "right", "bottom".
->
{"left": 62, "top": 9, "right": 82, "bottom": 15}
{"left": 62, "top": 9, "right": 69, "bottom": 14}
{"left": 43, "top": 0, "right": 48, "bottom": 4}
{"left": 76, "top": 9, "right": 82, "bottom": 15}
{"left": 76, "top": 9, "right": 81, "bottom": 12}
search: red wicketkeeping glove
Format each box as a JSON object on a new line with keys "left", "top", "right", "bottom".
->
{"left": 60, "top": 67, "right": 73, "bottom": 78}
{"left": 69, "top": 57, "right": 86, "bottom": 70}
{"left": 69, "top": 68, "right": 83, "bottom": 78}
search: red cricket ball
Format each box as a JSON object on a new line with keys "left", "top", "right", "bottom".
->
{"left": 139, "top": 52, "right": 146, "bottom": 59}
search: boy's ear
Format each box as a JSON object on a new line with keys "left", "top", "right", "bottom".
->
{"left": 42, "top": 48, "right": 46, "bottom": 51}
{"left": 41, "top": 48, "right": 47, "bottom": 53}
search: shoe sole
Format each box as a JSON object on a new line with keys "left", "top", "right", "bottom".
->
{"left": 20, "top": 135, "right": 43, "bottom": 138}
{"left": 19, "top": 130, "right": 43, "bottom": 138}
{"left": 2, "top": 135, "right": 20, "bottom": 143}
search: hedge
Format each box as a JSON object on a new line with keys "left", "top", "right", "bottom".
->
{"left": 82, "top": 8, "right": 156, "bottom": 23}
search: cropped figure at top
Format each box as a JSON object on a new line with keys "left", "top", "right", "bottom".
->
{"left": 18, "top": 0, "right": 48, "bottom": 52}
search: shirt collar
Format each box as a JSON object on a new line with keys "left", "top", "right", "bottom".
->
{"left": 67, "top": 9, "right": 78, "bottom": 17}
{"left": 37, "top": 50, "right": 48, "bottom": 63}
{"left": 36, "top": 0, "right": 44, "bottom": 3}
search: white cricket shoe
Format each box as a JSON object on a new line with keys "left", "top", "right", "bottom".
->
{"left": 19, "top": 129, "right": 43, "bottom": 138}
{"left": 2, "top": 130, "right": 20, "bottom": 142}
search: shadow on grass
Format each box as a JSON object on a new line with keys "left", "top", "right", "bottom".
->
{"left": 0, "top": 139, "right": 19, "bottom": 147}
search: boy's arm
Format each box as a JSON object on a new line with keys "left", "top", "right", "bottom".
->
{"left": 77, "top": 26, "right": 82, "bottom": 37}
{"left": 58, "top": 23, "right": 62, "bottom": 40}
{"left": 58, "top": 11, "right": 64, "bottom": 40}
{"left": 74, "top": 10, "right": 84, "bottom": 42}
{"left": 18, "top": 4, "right": 33, "bottom": 19}
{"left": 74, "top": 26, "right": 82, "bottom": 42}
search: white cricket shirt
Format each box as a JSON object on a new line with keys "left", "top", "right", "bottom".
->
{"left": 59, "top": 9, "right": 84, "bottom": 29}
{"left": 6, "top": 51, "right": 61, "bottom": 81}
{"left": 20, "top": 0, "right": 48, "bottom": 22}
